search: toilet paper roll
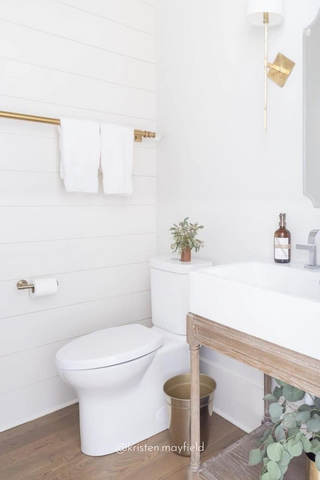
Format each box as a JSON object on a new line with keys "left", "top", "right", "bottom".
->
{"left": 30, "top": 278, "right": 58, "bottom": 298}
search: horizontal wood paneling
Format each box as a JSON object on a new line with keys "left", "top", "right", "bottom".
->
{"left": 133, "top": 147, "right": 157, "bottom": 176}
{"left": 0, "top": 134, "right": 156, "bottom": 175}
{"left": 0, "top": 20, "right": 155, "bottom": 91}
{"left": 0, "top": 340, "right": 70, "bottom": 395}
{"left": 138, "top": 0, "right": 155, "bottom": 6}
{"left": 0, "top": 134, "right": 60, "bottom": 170}
{"left": 0, "top": 376, "right": 76, "bottom": 433}
{"left": 0, "top": 262, "right": 150, "bottom": 319}
{"left": 0, "top": 98, "right": 156, "bottom": 137}
{"left": 0, "top": 0, "right": 155, "bottom": 62}
{"left": 55, "top": 0, "right": 155, "bottom": 34}
{"left": 0, "top": 291, "right": 152, "bottom": 356}
{"left": 0, "top": 316, "right": 153, "bottom": 433}
{"left": 0, "top": 173, "right": 156, "bottom": 206}
{"left": 0, "top": 58, "right": 156, "bottom": 120}
{"left": 0, "top": 205, "right": 156, "bottom": 243}
{"left": 0, "top": 234, "right": 156, "bottom": 281}
{"left": 0, "top": 98, "right": 156, "bottom": 138}
{"left": 0, "top": 0, "right": 156, "bottom": 431}
{"left": 0, "top": 315, "right": 152, "bottom": 395}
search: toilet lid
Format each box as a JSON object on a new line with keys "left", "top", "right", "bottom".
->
{"left": 55, "top": 324, "right": 164, "bottom": 371}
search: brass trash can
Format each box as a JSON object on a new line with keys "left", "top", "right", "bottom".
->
{"left": 163, "top": 373, "right": 217, "bottom": 457}
{"left": 306, "top": 453, "right": 320, "bottom": 480}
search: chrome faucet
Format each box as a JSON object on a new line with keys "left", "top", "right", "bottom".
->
{"left": 296, "top": 229, "right": 320, "bottom": 269}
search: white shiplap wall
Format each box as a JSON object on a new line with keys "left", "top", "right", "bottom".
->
{"left": 0, "top": 0, "right": 156, "bottom": 432}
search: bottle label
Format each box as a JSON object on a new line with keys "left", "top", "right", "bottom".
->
{"left": 274, "top": 238, "right": 291, "bottom": 260}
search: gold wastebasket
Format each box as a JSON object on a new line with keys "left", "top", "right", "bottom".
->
{"left": 163, "top": 373, "right": 217, "bottom": 457}
{"left": 306, "top": 454, "right": 320, "bottom": 480}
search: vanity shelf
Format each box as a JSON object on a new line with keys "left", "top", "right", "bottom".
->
{"left": 200, "top": 426, "right": 304, "bottom": 480}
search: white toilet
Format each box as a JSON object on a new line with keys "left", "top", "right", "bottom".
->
{"left": 55, "top": 256, "right": 211, "bottom": 456}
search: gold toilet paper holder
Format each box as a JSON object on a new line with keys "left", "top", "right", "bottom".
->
{"left": 17, "top": 279, "right": 35, "bottom": 292}
{"left": 17, "top": 279, "right": 59, "bottom": 293}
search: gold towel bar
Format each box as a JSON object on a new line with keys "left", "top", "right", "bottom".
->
{"left": 0, "top": 110, "right": 156, "bottom": 143}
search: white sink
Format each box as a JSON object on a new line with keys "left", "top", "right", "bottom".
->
{"left": 189, "top": 262, "right": 320, "bottom": 361}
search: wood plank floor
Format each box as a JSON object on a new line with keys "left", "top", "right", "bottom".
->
{"left": 0, "top": 404, "right": 245, "bottom": 480}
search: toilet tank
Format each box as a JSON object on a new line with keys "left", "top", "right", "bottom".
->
{"left": 150, "top": 256, "right": 212, "bottom": 335}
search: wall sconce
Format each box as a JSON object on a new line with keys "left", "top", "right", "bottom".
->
{"left": 247, "top": 0, "right": 295, "bottom": 131}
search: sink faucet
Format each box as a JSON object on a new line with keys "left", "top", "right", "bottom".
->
{"left": 296, "top": 229, "right": 320, "bottom": 269}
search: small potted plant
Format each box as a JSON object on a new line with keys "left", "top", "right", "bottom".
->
{"left": 249, "top": 379, "right": 320, "bottom": 480}
{"left": 170, "top": 217, "right": 204, "bottom": 262}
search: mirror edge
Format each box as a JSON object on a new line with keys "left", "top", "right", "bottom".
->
{"left": 303, "top": 7, "right": 320, "bottom": 207}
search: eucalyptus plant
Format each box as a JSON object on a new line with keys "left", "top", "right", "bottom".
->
{"left": 170, "top": 217, "right": 204, "bottom": 254}
{"left": 249, "top": 379, "right": 320, "bottom": 480}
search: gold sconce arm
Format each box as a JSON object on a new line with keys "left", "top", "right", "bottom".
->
{"left": 267, "top": 62, "right": 291, "bottom": 75}
{"left": 267, "top": 53, "right": 296, "bottom": 88}
{"left": 247, "top": 5, "right": 292, "bottom": 132}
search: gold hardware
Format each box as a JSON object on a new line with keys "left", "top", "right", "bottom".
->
{"left": 0, "top": 111, "right": 60, "bottom": 125}
{"left": 0, "top": 111, "right": 157, "bottom": 143}
{"left": 267, "top": 53, "right": 296, "bottom": 87}
{"left": 134, "top": 129, "right": 156, "bottom": 143}
{"left": 261, "top": 11, "right": 295, "bottom": 131}
{"left": 306, "top": 455, "right": 320, "bottom": 480}
{"left": 17, "top": 279, "right": 35, "bottom": 292}
{"left": 163, "top": 374, "right": 217, "bottom": 457}
{"left": 267, "top": 62, "right": 290, "bottom": 75}
{"left": 17, "top": 279, "right": 59, "bottom": 292}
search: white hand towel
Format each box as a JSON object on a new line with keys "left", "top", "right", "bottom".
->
{"left": 59, "top": 118, "right": 100, "bottom": 193}
{"left": 100, "top": 123, "right": 134, "bottom": 196}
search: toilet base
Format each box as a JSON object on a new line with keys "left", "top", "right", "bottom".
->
{"left": 60, "top": 331, "right": 189, "bottom": 456}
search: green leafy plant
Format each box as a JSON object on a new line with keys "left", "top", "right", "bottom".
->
{"left": 249, "top": 379, "right": 320, "bottom": 479}
{"left": 170, "top": 217, "right": 204, "bottom": 254}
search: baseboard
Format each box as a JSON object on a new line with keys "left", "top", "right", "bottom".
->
{"left": 212, "top": 405, "right": 256, "bottom": 434}
{"left": 0, "top": 398, "right": 78, "bottom": 433}
{"left": 200, "top": 357, "right": 264, "bottom": 433}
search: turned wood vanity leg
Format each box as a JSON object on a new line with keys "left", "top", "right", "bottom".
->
{"left": 187, "top": 314, "right": 201, "bottom": 479}
{"left": 263, "top": 374, "right": 273, "bottom": 426}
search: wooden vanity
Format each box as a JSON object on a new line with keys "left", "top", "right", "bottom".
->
{"left": 187, "top": 312, "right": 320, "bottom": 479}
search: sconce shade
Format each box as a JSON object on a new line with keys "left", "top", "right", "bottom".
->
{"left": 247, "top": 0, "right": 284, "bottom": 26}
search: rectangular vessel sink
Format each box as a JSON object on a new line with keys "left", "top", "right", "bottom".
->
{"left": 189, "top": 262, "right": 320, "bottom": 361}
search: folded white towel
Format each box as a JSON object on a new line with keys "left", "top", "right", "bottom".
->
{"left": 59, "top": 118, "right": 100, "bottom": 193}
{"left": 100, "top": 123, "right": 134, "bottom": 196}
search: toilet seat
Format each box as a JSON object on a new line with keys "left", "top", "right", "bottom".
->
{"left": 55, "top": 324, "right": 164, "bottom": 371}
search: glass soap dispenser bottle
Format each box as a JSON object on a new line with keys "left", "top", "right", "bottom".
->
{"left": 274, "top": 213, "right": 291, "bottom": 264}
